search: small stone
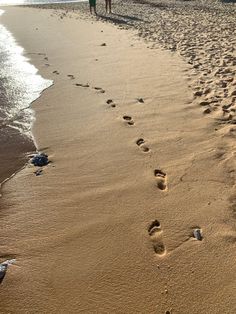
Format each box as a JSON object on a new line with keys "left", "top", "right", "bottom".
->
{"left": 0, "top": 264, "right": 7, "bottom": 280}
{"left": 193, "top": 228, "right": 203, "bottom": 241}
{"left": 0, "top": 259, "right": 15, "bottom": 280}
{"left": 194, "top": 91, "right": 203, "bottom": 97}
{"left": 101, "top": 43, "right": 106, "bottom": 46}
{"left": 199, "top": 101, "right": 210, "bottom": 106}
{"left": 137, "top": 98, "right": 144, "bottom": 103}
{"left": 203, "top": 108, "right": 211, "bottom": 114}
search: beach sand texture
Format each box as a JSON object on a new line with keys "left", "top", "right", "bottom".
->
{"left": 0, "top": 2, "right": 236, "bottom": 313}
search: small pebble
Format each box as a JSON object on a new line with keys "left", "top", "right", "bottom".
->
{"left": 193, "top": 228, "right": 203, "bottom": 241}
{"left": 0, "top": 264, "right": 7, "bottom": 280}
{"left": 137, "top": 98, "right": 144, "bottom": 103}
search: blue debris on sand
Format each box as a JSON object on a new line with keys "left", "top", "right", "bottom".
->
{"left": 193, "top": 228, "right": 203, "bottom": 241}
{"left": 31, "top": 153, "right": 49, "bottom": 167}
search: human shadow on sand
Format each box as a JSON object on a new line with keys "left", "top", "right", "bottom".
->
{"left": 133, "top": 0, "right": 169, "bottom": 10}
{"left": 114, "top": 13, "right": 143, "bottom": 22}
{"left": 98, "top": 13, "right": 143, "bottom": 25}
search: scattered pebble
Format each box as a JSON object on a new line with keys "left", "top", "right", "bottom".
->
{"left": 0, "top": 259, "right": 16, "bottom": 280}
{"left": 193, "top": 228, "right": 203, "bottom": 241}
{"left": 137, "top": 98, "right": 144, "bottom": 103}
{"left": 0, "top": 264, "right": 7, "bottom": 280}
{"left": 203, "top": 108, "right": 211, "bottom": 114}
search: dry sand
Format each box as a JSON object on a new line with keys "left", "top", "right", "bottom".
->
{"left": 0, "top": 3, "right": 235, "bottom": 314}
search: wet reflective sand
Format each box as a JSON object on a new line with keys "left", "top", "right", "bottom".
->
{"left": 0, "top": 10, "right": 51, "bottom": 185}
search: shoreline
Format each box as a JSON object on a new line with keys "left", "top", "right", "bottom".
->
{"left": 0, "top": 82, "right": 54, "bottom": 194}
{"left": 0, "top": 4, "right": 235, "bottom": 313}
{"left": 0, "top": 7, "right": 52, "bottom": 190}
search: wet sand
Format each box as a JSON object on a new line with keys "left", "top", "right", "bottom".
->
{"left": 0, "top": 126, "right": 34, "bottom": 187}
{"left": 0, "top": 4, "right": 235, "bottom": 314}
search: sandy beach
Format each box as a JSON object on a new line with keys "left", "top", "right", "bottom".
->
{"left": 0, "top": 1, "right": 235, "bottom": 313}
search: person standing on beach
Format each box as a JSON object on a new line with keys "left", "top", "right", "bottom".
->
{"left": 105, "top": 0, "right": 112, "bottom": 14}
{"left": 89, "top": 0, "right": 97, "bottom": 15}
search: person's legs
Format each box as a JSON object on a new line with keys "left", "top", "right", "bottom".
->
{"left": 108, "top": 0, "right": 111, "bottom": 13}
{"left": 89, "top": 0, "right": 96, "bottom": 14}
{"left": 105, "top": 0, "right": 108, "bottom": 13}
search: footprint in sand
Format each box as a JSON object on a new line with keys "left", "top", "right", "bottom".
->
{"left": 75, "top": 83, "right": 89, "bottom": 88}
{"left": 67, "top": 74, "right": 75, "bottom": 79}
{"left": 52, "top": 70, "right": 59, "bottom": 75}
{"left": 148, "top": 220, "right": 166, "bottom": 256}
{"left": 154, "top": 169, "right": 167, "bottom": 191}
{"left": 123, "top": 115, "right": 134, "bottom": 126}
{"left": 106, "top": 99, "right": 116, "bottom": 108}
{"left": 136, "top": 138, "right": 150, "bottom": 152}
{"left": 94, "top": 87, "right": 105, "bottom": 94}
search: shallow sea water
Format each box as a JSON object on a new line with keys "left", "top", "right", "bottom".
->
{"left": 0, "top": 0, "right": 85, "bottom": 5}
{"left": 0, "top": 9, "right": 52, "bottom": 185}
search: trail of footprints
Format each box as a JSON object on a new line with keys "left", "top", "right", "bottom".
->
{"left": 49, "top": 65, "right": 172, "bottom": 256}
{"left": 35, "top": 49, "right": 203, "bottom": 260}
{"left": 48, "top": 56, "right": 203, "bottom": 261}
